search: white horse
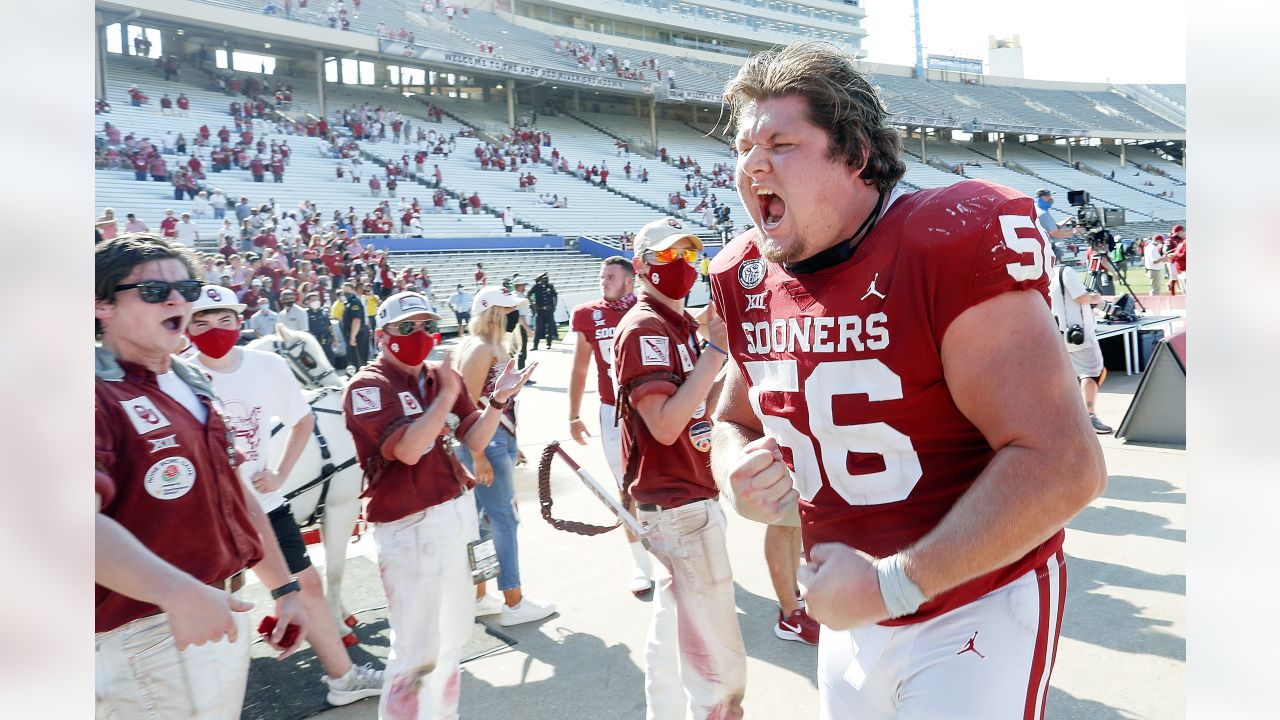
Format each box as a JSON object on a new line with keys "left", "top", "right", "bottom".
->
{"left": 247, "top": 325, "right": 364, "bottom": 646}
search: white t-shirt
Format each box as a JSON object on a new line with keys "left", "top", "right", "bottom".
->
{"left": 157, "top": 369, "right": 207, "bottom": 424}
{"left": 189, "top": 349, "right": 310, "bottom": 512}
{"left": 1143, "top": 242, "right": 1164, "bottom": 270}
{"left": 175, "top": 221, "right": 198, "bottom": 244}
{"left": 1047, "top": 266, "right": 1097, "bottom": 353}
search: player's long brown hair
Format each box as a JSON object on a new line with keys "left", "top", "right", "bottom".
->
{"left": 722, "top": 41, "right": 906, "bottom": 193}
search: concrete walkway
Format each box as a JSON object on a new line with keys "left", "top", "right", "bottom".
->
{"left": 275, "top": 333, "right": 1184, "bottom": 720}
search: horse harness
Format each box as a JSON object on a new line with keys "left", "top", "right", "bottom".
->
{"left": 269, "top": 385, "right": 358, "bottom": 529}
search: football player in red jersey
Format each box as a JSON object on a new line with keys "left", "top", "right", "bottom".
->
{"left": 709, "top": 42, "right": 1107, "bottom": 719}
{"left": 567, "top": 256, "right": 655, "bottom": 596}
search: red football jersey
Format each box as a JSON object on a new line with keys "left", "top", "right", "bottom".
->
{"left": 569, "top": 296, "right": 636, "bottom": 407}
{"left": 709, "top": 180, "right": 1058, "bottom": 624}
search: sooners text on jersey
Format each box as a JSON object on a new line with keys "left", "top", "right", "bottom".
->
{"left": 709, "top": 180, "right": 1059, "bottom": 624}
{"left": 570, "top": 298, "right": 633, "bottom": 407}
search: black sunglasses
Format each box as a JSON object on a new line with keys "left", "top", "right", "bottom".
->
{"left": 394, "top": 319, "right": 438, "bottom": 336}
{"left": 115, "top": 280, "right": 204, "bottom": 303}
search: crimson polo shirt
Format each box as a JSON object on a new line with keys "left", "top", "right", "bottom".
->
{"left": 95, "top": 348, "right": 263, "bottom": 632}
{"left": 614, "top": 295, "right": 717, "bottom": 508}
{"left": 344, "top": 357, "right": 482, "bottom": 523}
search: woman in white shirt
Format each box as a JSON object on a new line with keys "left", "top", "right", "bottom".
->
{"left": 191, "top": 191, "right": 211, "bottom": 219}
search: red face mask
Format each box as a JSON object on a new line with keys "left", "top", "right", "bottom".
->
{"left": 188, "top": 326, "right": 240, "bottom": 359}
{"left": 644, "top": 258, "right": 698, "bottom": 300}
{"left": 387, "top": 331, "right": 440, "bottom": 367}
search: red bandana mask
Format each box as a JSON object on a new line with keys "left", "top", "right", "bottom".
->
{"left": 188, "top": 327, "right": 240, "bottom": 359}
{"left": 603, "top": 293, "right": 638, "bottom": 313}
{"left": 387, "top": 331, "right": 440, "bottom": 367}
{"left": 644, "top": 259, "right": 697, "bottom": 300}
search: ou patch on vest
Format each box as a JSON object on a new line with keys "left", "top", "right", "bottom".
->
{"left": 689, "top": 421, "right": 713, "bottom": 453}
{"left": 121, "top": 395, "right": 171, "bottom": 435}
{"left": 399, "top": 391, "right": 424, "bottom": 416}
{"left": 351, "top": 387, "right": 382, "bottom": 415}
{"left": 144, "top": 456, "right": 197, "bottom": 499}
{"left": 639, "top": 336, "right": 670, "bottom": 366}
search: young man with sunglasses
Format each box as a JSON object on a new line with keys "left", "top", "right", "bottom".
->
{"left": 343, "top": 291, "right": 534, "bottom": 718}
{"left": 613, "top": 218, "right": 746, "bottom": 719}
{"left": 95, "top": 234, "right": 308, "bottom": 718}
{"left": 184, "top": 285, "right": 387, "bottom": 706}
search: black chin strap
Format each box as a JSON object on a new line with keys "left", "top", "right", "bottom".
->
{"left": 785, "top": 189, "right": 888, "bottom": 275}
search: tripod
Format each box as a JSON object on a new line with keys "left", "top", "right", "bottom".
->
{"left": 1085, "top": 248, "right": 1147, "bottom": 313}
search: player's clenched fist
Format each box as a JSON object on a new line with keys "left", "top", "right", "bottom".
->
{"left": 726, "top": 435, "right": 799, "bottom": 524}
{"left": 797, "top": 543, "right": 889, "bottom": 631}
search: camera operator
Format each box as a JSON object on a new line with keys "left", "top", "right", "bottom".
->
{"left": 1048, "top": 259, "right": 1113, "bottom": 434}
{"left": 1035, "top": 189, "right": 1080, "bottom": 243}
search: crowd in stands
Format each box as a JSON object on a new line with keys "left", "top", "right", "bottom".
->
{"left": 551, "top": 37, "right": 675, "bottom": 85}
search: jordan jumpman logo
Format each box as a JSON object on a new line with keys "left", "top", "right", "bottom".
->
{"left": 860, "top": 273, "right": 886, "bottom": 301}
{"left": 957, "top": 631, "right": 985, "bottom": 658}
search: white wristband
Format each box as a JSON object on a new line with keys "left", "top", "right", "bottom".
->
{"left": 876, "top": 553, "right": 927, "bottom": 619}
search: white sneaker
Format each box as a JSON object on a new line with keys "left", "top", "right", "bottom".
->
{"left": 323, "top": 662, "right": 384, "bottom": 706}
{"left": 475, "top": 594, "right": 504, "bottom": 617}
{"left": 629, "top": 566, "right": 655, "bottom": 597}
{"left": 499, "top": 597, "right": 557, "bottom": 626}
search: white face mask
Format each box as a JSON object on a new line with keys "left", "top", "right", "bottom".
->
{"left": 309, "top": 301, "right": 321, "bottom": 310}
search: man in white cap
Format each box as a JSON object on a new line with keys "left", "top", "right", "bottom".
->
{"left": 343, "top": 291, "right": 534, "bottom": 718}
{"left": 612, "top": 217, "right": 745, "bottom": 719}
{"left": 184, "top": 285, "right": 386, "bottom": 706}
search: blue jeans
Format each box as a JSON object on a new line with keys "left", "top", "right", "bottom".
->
{"left": 454, "top": 426, "right": 521, "bottom": 591}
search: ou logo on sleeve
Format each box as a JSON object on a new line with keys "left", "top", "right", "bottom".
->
{"left": 144, "top": 457, "right": 197, "bottom": 500}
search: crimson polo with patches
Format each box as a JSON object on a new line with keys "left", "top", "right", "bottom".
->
{"left": 343, "top": 356, "right": 481, "bottom": 523}
{"left": 709, "top": 179, "right": 1061, "bottom": 625}
{"left": 95, "top": 349, "right": 263, "bottom": 633}
{"left": 614, "top": 294, "right": 717, "bottom": 508}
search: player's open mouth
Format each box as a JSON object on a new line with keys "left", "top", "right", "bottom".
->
{"left": 162, "top": 315, "right": 184, "bottom": 332}
{"left": 756, "top": 187, "right": 786, "bottom": 230}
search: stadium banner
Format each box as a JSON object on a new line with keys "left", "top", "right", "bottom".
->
{"left": 379, "top": 40, "right": 649, "bottom": 94}
{"left": 357, "top": 234, "right": 565, "bottom": 253}
{"left": 660, "top": 88, "right": 723, "bottom": 106}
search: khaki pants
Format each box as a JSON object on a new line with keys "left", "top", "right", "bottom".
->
{"left": 374, "top": 491, "right": 479, "bottom": 720}
{"left": 95, "top": 606, "right": 250, "bottom": 719}
{"left": 638, "top": 499, "right": 746, "bottom": 720}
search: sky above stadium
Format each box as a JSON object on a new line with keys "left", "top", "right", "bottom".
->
{"left": 860, "top": 0, "right": 1187, "bottom": 84}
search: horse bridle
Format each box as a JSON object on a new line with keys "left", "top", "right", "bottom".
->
{"left": 270, "top": 386, "right": 358, "bottom": 529}
{"left": 273, "top": 335, "right": 337, "bottom": 387}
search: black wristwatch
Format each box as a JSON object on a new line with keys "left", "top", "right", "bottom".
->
{"left": 270, "top": 578, "right": 301, "bottom": 599}
{"left": 487, "top": 394, "right": 509, "bottom": 409}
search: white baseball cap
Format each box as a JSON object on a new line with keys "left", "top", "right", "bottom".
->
{"left": 190, "top": 284, "right": 246, "bottom": 314}
{"left": 376, "top": 291, "right": 440, "bottom": 328}
{"left": 632, "top": 216, "right": 703, "bottom": 258}
{"left": 471, "top": 285, "right": 528, "bottom": 316}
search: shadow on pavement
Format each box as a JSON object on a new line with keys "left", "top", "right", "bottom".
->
{"left": 1069, "top": 505, "right": 1185, "bottom": 543}
{"left": 1061, "top": 555, "right": 1185, "bottom": 662}
{"left": 1047, "top": 686, "right": 1140, "bottom": 720}
{"left": 733, "top": 583, "right": 819, "bottom": 688}
{"left": 1101, "top": 475, "right": 1185, "bottom": 505}
{"left": 460, "top": 625, "right": 646, "bottom": 719}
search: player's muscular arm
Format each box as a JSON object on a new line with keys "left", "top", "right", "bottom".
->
{"left": 568, "top": 331, "right": 594, "bottom": 444}
{"left": 711, "top": 357, "right": 797, "bottom": 523}
{"left": 633, "top": 349, "right": 724, "bottom": 446}
{"left": 904, "top": 289, "right": 1107, "bottom": 598}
